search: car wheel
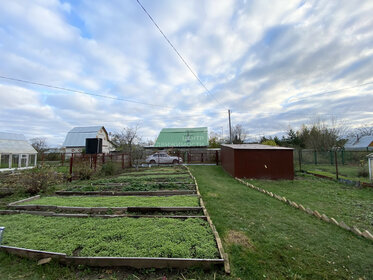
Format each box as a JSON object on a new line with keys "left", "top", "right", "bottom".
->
{"left": 150, "top": 160, "right": 156, "bottom": 164}
{"left": 172, "top": 159, "right": 178, "bottom": 164}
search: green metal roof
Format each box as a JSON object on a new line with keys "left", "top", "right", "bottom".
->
{"left": 154, "top": 127, "right": 208, "bottom": 148}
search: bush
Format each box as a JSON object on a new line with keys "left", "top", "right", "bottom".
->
{"left": 17, "top": 167, "right": 64, "bottom": 195}
{"left": 100, "top": 162, "right": 117, "bottom": 176}
{"left": 73, "top": 162, "right": 95, "bottom": 180}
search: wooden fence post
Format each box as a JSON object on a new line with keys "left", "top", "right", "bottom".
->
{"left": 335, "top": 150, "right": 339, "bottom": 180}
{"left": 102, "top": 153, "right": 105, "bottom": 164}
{"left": 201, "top": 153, "right": 204, "bottom": 163}
{"left": 69, "top": 154, "right": 73, "bottom": 182}
{"left": 216, "top": 150, "right": 219, "bottom": 165}
{"left": 121, "top": 154, "right": 125, "bottom": 169}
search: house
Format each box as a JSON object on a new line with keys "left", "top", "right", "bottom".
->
{"left": 344, "top": 136, "right": 373, "bottom": 151}
{"left": 62, "top": 126, "right": 114, "bottom": 154}
{"left": 154, "top": 127, "right": 208, "bottom": 148}
{"left": 0, "top": 132, "right": 37, "bottom": 170}
{"left": 221, "top": 144, "right": 294, "bottom": 180}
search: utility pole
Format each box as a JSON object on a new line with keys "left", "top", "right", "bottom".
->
{"left": 228, "top": 109, "right": 232, "bottom": 144}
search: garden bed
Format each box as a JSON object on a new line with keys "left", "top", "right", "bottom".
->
{"left": 0, "top": 214, "right": 221, "bottom": 260}
{"left": 14, "top": 195, "right": 200, "bottom": 208}
{"left": 64, "top": 182, "right": 195, "bottom": 192}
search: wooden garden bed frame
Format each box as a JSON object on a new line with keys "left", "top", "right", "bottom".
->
{"left": 0, "top": 245, "right": 224, "bottom": 269}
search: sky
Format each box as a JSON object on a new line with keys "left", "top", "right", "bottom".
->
{"left": 0, "top": 0, "right": 373, "bottom": 146}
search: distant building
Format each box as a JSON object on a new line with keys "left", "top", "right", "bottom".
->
{"left": 153, "top": 127, "right": 208, "bottom": 148}
{"left": 62, "top": 126, "right": 114, "bottom": 154}
{"left": 0, "top": 132, "right": 37, "bottom": 170}
{"left": 344, "top": 136, "right": 373, "bottom": 151}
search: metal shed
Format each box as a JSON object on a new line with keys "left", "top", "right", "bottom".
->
{"left": 0, "top": 132, "right": 37, "bottom": 171}
{"left": 221, "top": 144, "right": 294, "bottom": 180}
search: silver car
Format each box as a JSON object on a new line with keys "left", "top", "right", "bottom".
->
{"left": 146, "top": 153, "right": 183, "bottom": 164}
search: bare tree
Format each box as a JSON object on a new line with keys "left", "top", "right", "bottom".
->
{"left": 232, "top": 124, "right": 247, "bottom": 144}
{"left": 30, "top": 137, "right": 48, "bottom": 153}
{"left": 348, "top": 125, "right": 373, "bottom": 141}
{"left": 110, "top": 125, "right": 141, "bottom": 166}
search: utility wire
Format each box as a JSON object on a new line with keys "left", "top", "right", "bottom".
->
{"left": 135, "top": 0, "right": 224, "bottom": 108}
{"left": 0, "top": 75, "right": 173, "bottom": 109}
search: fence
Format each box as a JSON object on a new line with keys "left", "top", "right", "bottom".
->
{"left": 145, "top": 149, "right": 221, "bottom": 165}
{"left": 294, "top": 149, "right": 372, "bottom": 184}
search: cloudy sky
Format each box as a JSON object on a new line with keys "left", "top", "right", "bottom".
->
{"left": 0, "top": 0, "right": 373, "bottom": 146}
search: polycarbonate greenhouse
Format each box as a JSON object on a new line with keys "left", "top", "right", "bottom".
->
{"left": 0, "top": 132, "right": 37, "bottom": 171}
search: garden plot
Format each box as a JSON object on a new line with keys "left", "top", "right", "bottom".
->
{"left": 0, "top": 166, "right": 227, "bottom": 270}
{"left": 7, "top": 195, "right": 203, "bottom": 216}
{"left": 60, "top": 166, "right": 195, "bottom": 194}
{"left": 17, "top": 195, "right": 199, "bottom": 207}
{"left": 0, "top": 214, "right": 220, "bottom": 259}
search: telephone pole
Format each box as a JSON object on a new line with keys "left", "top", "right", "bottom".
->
{"left": 228, "top": 109, "right": 232, "bottom": 144}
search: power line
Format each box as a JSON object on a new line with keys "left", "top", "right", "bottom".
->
{"left": 0, "top": 75, "right": 173, "bottom": 109}
{"left": 135, "top": 0, "right": 224, "bottom": 108}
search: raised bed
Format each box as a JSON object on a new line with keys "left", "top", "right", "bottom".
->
{"left": 64, "top": 182, "right": 196, "bottom": 192}
{"left": 0, "top": 246, "right": 223, "bottom": 269}
{"left": 8, "top": 205, "right": 203, "bottom": 215}
{"left": 0, "top": 210, "right": 206, "bottom": 220}
{"left": 0, "top": 215, "right": 223, "bottom": 269}
{"left": 11, "top": 195, "right": 200, "bottom": 208}
{"left": 55, "top": 190, "right": 197, "bottom": 196}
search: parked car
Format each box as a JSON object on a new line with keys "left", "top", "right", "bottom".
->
{"left": 146, "top": 153, "right": 183, "bottom": 164}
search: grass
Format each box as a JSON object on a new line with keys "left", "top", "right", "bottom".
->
{"left": 0, "top": 215, "right": 219, "bottom": 259}
{"left": 246, "top": 173, "right": 373, "bottom": 231}
{"left": 302, "top": 163, "right": 372, "bottom": 183}
{"left": 189, "top": 166, "right": 373, "bottom": 280}
{"left": 19, "top": 195, "right": 200, "bottom": 207}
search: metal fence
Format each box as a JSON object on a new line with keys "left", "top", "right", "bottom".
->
{"left": 294, "top": 149, "right": 372, "bottom": 184}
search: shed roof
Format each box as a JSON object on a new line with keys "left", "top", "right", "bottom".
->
{"left": 345, "top": 136, "right": 373, "bottom": 149}
{"left": 62, "top": 126, "right": 106, "bottom": 147}
{"left": 0, "top": 132, "right": 37, "bottom": 154}
{"left": 222, "top": 144, "right": 293, "bottom": 150}
{"left": 154, "top": 127, "right": 208, "bottom": 148}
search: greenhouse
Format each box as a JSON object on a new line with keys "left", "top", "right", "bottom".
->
{"left": 0, "top": 132, "right": 37, "bottom": 171}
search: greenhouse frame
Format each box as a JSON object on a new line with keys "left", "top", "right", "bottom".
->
{"left": 0, "top": 132, "right": 37, "bottom": 171}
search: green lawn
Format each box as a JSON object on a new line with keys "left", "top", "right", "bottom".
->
{"left": 189, "top": 166, "right": 373, "bottom": 280}
{"left": 19, "top": 195, "right": 199, "bottom": 207}
{"left": 302, "top": 163, "right": 371, "bottom": 183}
{"left": 0, "top": 215, "right": 219, "bottom": 259}
{"left": 246, "top": 173, "right": 373, "bottom": 231}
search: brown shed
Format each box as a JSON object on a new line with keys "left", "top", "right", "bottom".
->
{"left": 221, "top": 144, "right": 294, "bottom": 180}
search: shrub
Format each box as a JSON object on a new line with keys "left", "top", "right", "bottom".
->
{"left": 357, "top": 160, "right": 369, "bottom": 178}
{"left": 100, "top": 162, "right": 117, "bottom": 176}
{"left": 17, "top": 167, "right": 64, "bottom": 195}
{"left": 73, "top": 161, "right": 95, "bottom": 180}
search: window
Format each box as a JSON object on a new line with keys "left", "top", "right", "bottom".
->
{"left": 12, "top": 155, "right": 19, "bottom": 168}
{"left": 21, "top": 155, "right": 27, "bottom": 167}
{"left": 0, "top": 154, "right": 10, "bottom": 169}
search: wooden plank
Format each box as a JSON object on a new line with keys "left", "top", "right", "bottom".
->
{"left": 118, "top": 172, "right": 189, "bottom": 177}
{"left": 64, "top": 256, "right": 224, "bottom": 269}
{"left": 0, "top": 246, "right": 223, "bottom": 269}
{"left": 0, "top": 245, "right": 66, "bottom": 260}
{"left": 8, "top": 195, "right": 40, "bottom": 206}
